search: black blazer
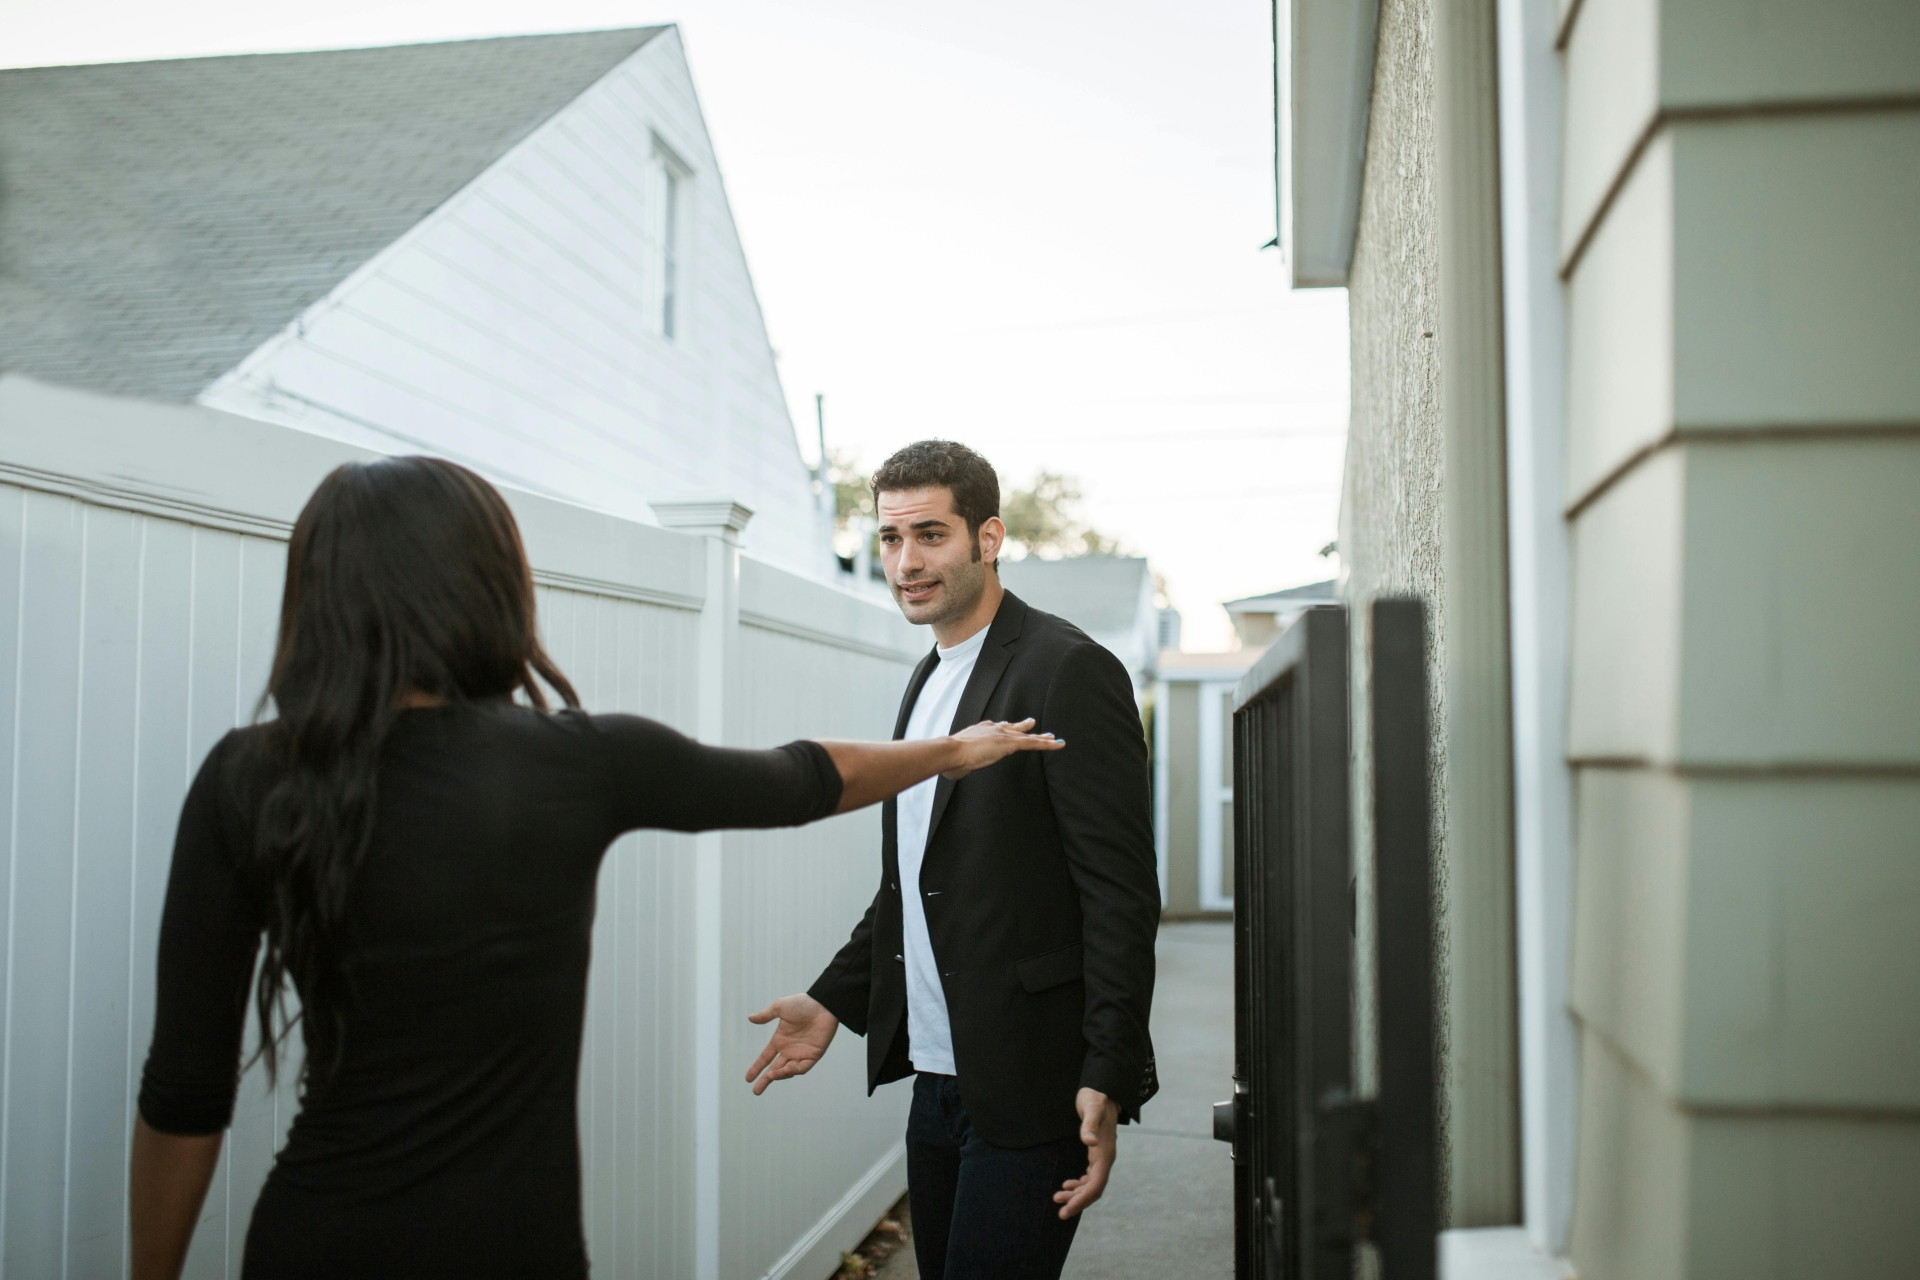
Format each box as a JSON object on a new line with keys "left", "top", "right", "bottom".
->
{"left": 809, "top": 590, "right": 1161, "bottom": 1148}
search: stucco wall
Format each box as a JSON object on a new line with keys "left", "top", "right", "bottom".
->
{"left": 1339, "top": 0, "right": 1456, "bottom": 1220}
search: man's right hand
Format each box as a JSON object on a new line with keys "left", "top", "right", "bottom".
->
{"left": 745, "top": 993, "right": 839, "bottom": 1095}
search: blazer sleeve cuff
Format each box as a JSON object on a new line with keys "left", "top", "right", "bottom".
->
{"left": 807, "top": 975, "right": 869, "bottom": 1037}
{"left": 1080, "top": 1052, "right": 1158, "bottom": 1122}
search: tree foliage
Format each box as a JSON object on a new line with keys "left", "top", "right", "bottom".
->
{"left": 1001, "top": 471, "right": 1122, "bottom": 560}
{"left": 824, "top": 457, "right": 1121, "bottom": 562}
{"left": 827, "top": 448, "right": 875, "bottom": 532}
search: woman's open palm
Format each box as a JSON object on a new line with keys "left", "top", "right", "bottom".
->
{"left": 944, "top": 717, "right": 1061, "bottom": 779}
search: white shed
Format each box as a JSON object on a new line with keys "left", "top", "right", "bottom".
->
{"left": 0, "top": 28, "right": 834, "bottom": 581}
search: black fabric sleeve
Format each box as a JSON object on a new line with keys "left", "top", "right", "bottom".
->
{"left": 138, "top": 732, "right": 265, "bottom": 1136}
{"left": 808, "top": 886, "right": 880, "bottom": 1036}
{"left": 1041, "top": 642, "right": 1162, "bottom": 1120}
{"left": 593, "top": 714, "right": 843, "bottom": 835}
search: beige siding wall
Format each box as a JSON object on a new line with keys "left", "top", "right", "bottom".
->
{"left": 1559, "top": 1, "right": 1920, "bottom": 1273}
{"left": 1164, "top": 682, "right": 1202, "bottom": 917}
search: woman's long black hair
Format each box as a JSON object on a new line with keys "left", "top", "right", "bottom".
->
{"left": 252, "top": 457, "right": 578, "bottom": 1089}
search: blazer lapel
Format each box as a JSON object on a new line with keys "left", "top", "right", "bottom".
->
{"left": 924, "top": 591, "right": 1030, "bottom": 843}
{"left": 894, "top": 648, "right": 941, "bottom": 741}
{"left": 883, "top": 645, "right": 942, "bottom": 877}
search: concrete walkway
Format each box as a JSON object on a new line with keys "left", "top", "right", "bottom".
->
{"left": 875, "top": 921, "right": 1235, "bottom": 1278}
{"left": 1063, "top": 920, "right": 1233, "bottom": 1278}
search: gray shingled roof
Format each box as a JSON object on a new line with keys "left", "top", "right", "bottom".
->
{"left": 0, "top": 28, "right": 665, "bottom": 401}
{"left": 1001, "top": 556, "right": 1152, "bottom": 637}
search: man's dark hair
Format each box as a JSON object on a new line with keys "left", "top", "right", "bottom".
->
{"left": 871, "top": 440, "right": 1001, "bottom": 564}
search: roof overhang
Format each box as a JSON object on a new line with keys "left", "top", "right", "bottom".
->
{"left": 1275, "top": 0, "right": 1380, "bottom": 288}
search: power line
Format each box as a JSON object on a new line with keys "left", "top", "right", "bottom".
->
{"left": 953, "top": 304, "right": 1281, "bottom": 337}
{"left": 1043, "top": 392, "right": 1347, "bottom": 408}
{"left": 1097, "top": 485, "right": 1339, "bottom": 504}
{"left": 1079, "top": 425, "right": 1346, "bottom": 443}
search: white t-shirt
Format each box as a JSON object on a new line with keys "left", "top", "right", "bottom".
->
{"left": 895, "top": 624, "right": 989, "bottom": 1077}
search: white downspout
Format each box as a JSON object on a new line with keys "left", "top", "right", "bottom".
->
{"left": 1492, "top": 0, "right": 1578, "bottom": 1255}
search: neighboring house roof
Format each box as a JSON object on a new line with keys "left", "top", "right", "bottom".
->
{"left": 0, "top": 29, "right": 665, "bottom": 401}
{"left": 1224, "top": 579, "right": 1340, "bottom": 613}
{"left": 1001, "top": 556, "right": 1154, "bottom": 639}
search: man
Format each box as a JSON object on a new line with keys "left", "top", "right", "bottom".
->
{"left": 745, "top": 440, "right": 1160, "bottom": 1279}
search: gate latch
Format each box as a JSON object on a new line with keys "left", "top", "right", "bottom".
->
{"left": 1213, "top": 1078, "right": 1248, "bottom": 1144}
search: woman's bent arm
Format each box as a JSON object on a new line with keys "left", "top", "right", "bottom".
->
{"left": 820, "top": 718, "right": 1062, "bottom": 813}
{"left": 130, "top": 1115, "right": 223, "bottom": 1280}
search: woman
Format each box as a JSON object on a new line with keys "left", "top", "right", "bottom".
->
{"left": 129, "top": 457, "right": 1059, "bottom": 1280}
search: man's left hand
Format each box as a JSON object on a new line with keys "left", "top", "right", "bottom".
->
{"left": 1053, "top": 1087, "right": 1119, "bottom": 1219}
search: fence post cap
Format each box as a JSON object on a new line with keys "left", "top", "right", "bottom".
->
{"left": 651, "top": 496, "right": 754, "bottom": 544}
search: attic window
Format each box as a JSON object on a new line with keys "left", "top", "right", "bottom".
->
{"left": 660, "top": 167, "right": 679, "bottom": 339}
{"left": 648, "top": 138, "right": 691, "bottom": 342}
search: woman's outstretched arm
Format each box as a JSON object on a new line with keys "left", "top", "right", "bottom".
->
{"left": 130, "top": 1115, "right": 222, "bottom": 1280}
{"left": 819, "top": 717, "right": 1062, "bottom": 813}
{"left": 599, "top": 715, "right": 1061, "bottom": 833}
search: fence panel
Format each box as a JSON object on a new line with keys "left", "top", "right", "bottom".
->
{"left": 0, "top": 491, "right": 298, "bottom": 1280}
{"left": 721, "top": 611, "right": 916, "bottom": 1280}
{"left": 539, "top": 585, "right": 705, "bottom": 1280}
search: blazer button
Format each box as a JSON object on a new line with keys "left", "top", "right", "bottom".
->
{"left": 894, "top": 954, "right": 904, "bottom": 963}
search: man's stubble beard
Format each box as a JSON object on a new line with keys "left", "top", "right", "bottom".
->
{"left": 896, "top": 551, "right": 990, "bottom": 629}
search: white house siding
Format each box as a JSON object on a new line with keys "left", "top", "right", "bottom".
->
{"left": 199, "top": 28, "right": 831, "bottom": 585}
{"left": 0, "top": 375, "right": 919, "bottom": 1279}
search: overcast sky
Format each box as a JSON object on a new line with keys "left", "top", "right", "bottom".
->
{"left": 5, "top": 0, "right": 1349, "bottom": 650}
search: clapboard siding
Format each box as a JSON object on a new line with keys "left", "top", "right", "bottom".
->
{"left": 200, "top": 29, "right": 829, "bottom": 585}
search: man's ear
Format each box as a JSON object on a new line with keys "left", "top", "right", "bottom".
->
{"left": 978, "top": 515, "right": 1006, "bottom": 568}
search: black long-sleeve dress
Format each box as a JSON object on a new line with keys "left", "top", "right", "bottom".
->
{"left": 138, "top": 700, "right": 842, "bottom": 1279}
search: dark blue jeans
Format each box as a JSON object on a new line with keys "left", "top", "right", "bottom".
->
{"left": 905, "top": 1073, "right": 1087, "bottom": 1280}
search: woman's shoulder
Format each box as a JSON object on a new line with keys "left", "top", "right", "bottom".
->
{"left": 203, "top": 722, "right": 281, "bottom": 788}
{"left": 180, "top": 724, "right": 285, "bottom": 861}
{"left": 461, "top": 702, "right": 687, "bottom": 754}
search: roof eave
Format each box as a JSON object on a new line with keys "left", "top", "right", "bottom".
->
{"left": 1276, "top": 0, "right": 1380, "bottom": 289}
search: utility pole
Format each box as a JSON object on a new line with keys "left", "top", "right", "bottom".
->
{"left": 812, "top": 393, "right": 828, "bottom": 504}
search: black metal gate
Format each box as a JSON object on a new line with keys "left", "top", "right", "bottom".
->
{"left": 1217, "top": 600, "right": 1437, "bottom": 1279}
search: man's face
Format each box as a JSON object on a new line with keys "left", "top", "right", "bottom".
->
{"left": 876, "top": 486, "right": 1001, "bottom": 627}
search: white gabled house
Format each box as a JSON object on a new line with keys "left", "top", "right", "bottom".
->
{"left": 0, "top": 28, "right": 833, "bottom": 580}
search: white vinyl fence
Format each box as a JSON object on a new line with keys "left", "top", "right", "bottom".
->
{"left": 0, "top": 375, "right": 920, "bottom": 1280}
